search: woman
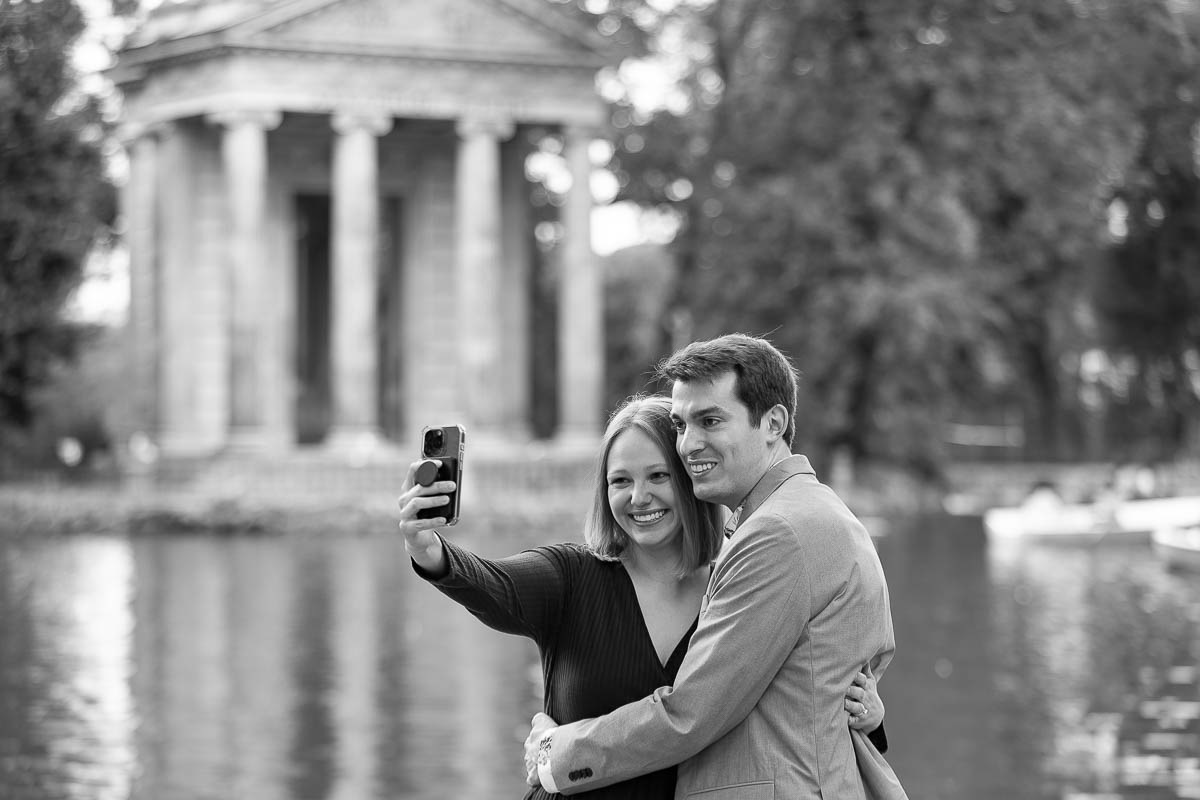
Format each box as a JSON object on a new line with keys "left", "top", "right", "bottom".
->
{"left": 398, "top": 396, "right": 885, "bottom": 799}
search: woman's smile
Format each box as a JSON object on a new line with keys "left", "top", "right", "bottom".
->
{"left": 630, "top": 509, "right": 669, "bottom": 525}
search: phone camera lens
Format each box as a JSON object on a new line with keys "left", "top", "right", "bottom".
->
{"left": 424, "top": 429, "right": 445, "bottom": 454}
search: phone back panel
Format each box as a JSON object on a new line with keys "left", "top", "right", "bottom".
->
{"left": 417, "top": 424, "right": 465, "bottom": 524}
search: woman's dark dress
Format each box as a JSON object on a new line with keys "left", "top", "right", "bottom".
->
{"left": 420, "top": 539, "right": 888, "bottom": 798}
{"left": 422, "top": 540, "right": 691, "bottom": 799}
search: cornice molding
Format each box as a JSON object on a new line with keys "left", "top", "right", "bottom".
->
{"left": 206, "top": 109, "right": 284, "bottom": 130}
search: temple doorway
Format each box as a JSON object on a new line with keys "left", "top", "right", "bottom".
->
{"left": 377, "top": 196, "right": 404, "bottom": 443}
{"left": 295, "top": 194, "right": 332, "bottom": 445}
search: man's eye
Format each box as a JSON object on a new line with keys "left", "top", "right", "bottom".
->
{"left": 703, "top": 417, "right": 721, "bottom": 427}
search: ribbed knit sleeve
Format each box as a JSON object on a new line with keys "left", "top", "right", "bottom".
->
{"left": 414, "top": 540, "right": 684, "bottom": 799}
{"left": 869, "top": 722, "right": 888, "bottom": 754}
{"left": 415, "top": 537, "right": 572, "bottom": 649}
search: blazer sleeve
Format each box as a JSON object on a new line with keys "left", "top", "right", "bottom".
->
{"left": 414, "top": 536, "right": 568, "bottom": 648}
{"left": 543, "top": 512, "right": 812, "bottom": 794}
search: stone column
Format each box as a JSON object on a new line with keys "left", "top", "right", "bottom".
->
{"left": 327, "top": 111, "right": 393, "bottom": 454}
{"left": 118, "top": 122, "right": 163, "bottom": 469}
{"left": 455, "top": 116, "right": 514, "bottom": 442}
{"left": 155, "top": 122, "right": 195, "bottom": 455}
{"left": 499, "top": 134, "right": 534, "bottom": 437}
{"left": 208, "top": 110, "right": 282, "bottom": 450}
{"left": 558, "top": 124, "right": 603, "bottom": 440}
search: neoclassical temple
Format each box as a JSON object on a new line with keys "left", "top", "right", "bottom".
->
{"left": 111, "top": 0, "right": 608, "bottom": 457}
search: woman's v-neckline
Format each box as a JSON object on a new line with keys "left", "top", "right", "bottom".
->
{"left": 619, "top": 564, "right": 702, "bottom": 672}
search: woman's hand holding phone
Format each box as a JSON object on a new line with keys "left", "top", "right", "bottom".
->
{"left": 397, "top": 459, "right": 456, "bottom": 575}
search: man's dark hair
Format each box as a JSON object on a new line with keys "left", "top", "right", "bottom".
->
{"left": 657, "top": 333, "right": 799, "bottom": 447}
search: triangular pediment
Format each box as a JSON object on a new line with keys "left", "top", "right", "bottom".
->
{"left": 113, "top": 0, "right": 614, "bottom": 123}
{"left": 234, "top": 0, "right": 609, "bottom": 65}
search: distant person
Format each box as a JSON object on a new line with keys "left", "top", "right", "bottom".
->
{"left": 398, "top": 394, "right": 886, "bottom": 799}
{"left": 526, "top": 334, "right": 907, "bottom": 799}
{"left": 1022, "top": 481, "right": 1065, "bottom": 511}
{"left": 1132, "top": 464, "right": 1159, "bottom": 499}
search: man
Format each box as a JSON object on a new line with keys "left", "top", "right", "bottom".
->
{"left": 528, "top": 333, "right": 906, "bottom": 798}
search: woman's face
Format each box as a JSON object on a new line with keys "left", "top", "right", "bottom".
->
{"left": 606, "top": 428, "right": 684, "bottom": 553}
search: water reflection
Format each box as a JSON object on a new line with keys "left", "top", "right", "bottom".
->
{"left": 128, "top": 535, "right": 299, "bottom": 800}
{"left": 0, "top": 535, "right": 135, "bottom": 800}
{"left": 0, "top": 517, "right": 1198, "bottom": 799}
{"left": 875, "top": 518, "right": 1200, "bottom": 800}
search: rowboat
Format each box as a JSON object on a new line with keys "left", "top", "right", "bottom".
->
{"left": 984, "top": 494, "right": 1200, "bottom": 544}
{"left": 1152, "top": 525, "right": 1200, "bottom": 571}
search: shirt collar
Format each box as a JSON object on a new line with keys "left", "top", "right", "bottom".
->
{"left": 724, "top": 455, "right": 815, "bottom": 538}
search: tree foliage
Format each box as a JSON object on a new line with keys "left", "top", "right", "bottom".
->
{"left": 1090, "top": 3, "right": 1200, "bottom": 459}
{"left": 0, "top": 0, "right": 115, "bottom": 430}
{"left": 595, "top": 0, "right": 1200, "bottom": 471}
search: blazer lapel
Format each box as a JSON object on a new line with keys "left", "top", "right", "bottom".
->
{"left": 725, "top": 455, "right": 817, "bottom": 539}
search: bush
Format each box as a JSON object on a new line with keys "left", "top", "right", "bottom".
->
{"left": 0, "top": 325, "right": 123, "bottom": 480}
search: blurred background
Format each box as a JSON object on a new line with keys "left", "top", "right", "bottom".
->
{"left": 2, "top": 0, "right": 1200, "bottom": 798}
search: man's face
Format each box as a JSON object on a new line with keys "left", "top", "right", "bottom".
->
{"left": 670, "top": 371, "right": 773, "bottom": 510}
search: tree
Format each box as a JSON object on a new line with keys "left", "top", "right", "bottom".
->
{"left": 603, "top": 242, "right": 677, "bottom": 412}
{"left": 597, "top": 0, "right": 1195, "bottom": 473}
{"left": 0, "top": 0, "right": 115, "bottom": 437}
{"left": 1090, "top": 2, "right": 1200, "bottom": 460}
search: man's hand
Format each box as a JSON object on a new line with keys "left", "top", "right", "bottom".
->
{"left": 523, "top": 712, "right": 558, "bottom": 787}
{"left": 845, "top": 666, "right": 884, "bottom": 733}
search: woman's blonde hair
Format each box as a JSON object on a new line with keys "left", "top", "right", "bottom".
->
{"left": 584, "top": 395, "right": 724, "bottom": 578}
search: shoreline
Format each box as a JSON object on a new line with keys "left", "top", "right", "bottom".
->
{"left": 0, "top": 478, "right": 591, "bottom": 538}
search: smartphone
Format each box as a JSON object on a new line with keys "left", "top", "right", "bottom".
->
{"left": 416, "top": 424, "right": 465, "bottom": 525}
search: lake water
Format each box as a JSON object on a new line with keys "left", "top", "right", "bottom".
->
{"left": 0, "top": 513, "right": 1197, "bottom": 799}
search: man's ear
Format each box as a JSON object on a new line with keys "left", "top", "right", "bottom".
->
{"left": 763, "top": 404, "right": 789, "bottom": 442}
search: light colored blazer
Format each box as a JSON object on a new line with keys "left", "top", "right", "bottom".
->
{"left": 544, "top": 456, "right": 906, "bottom": 799}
